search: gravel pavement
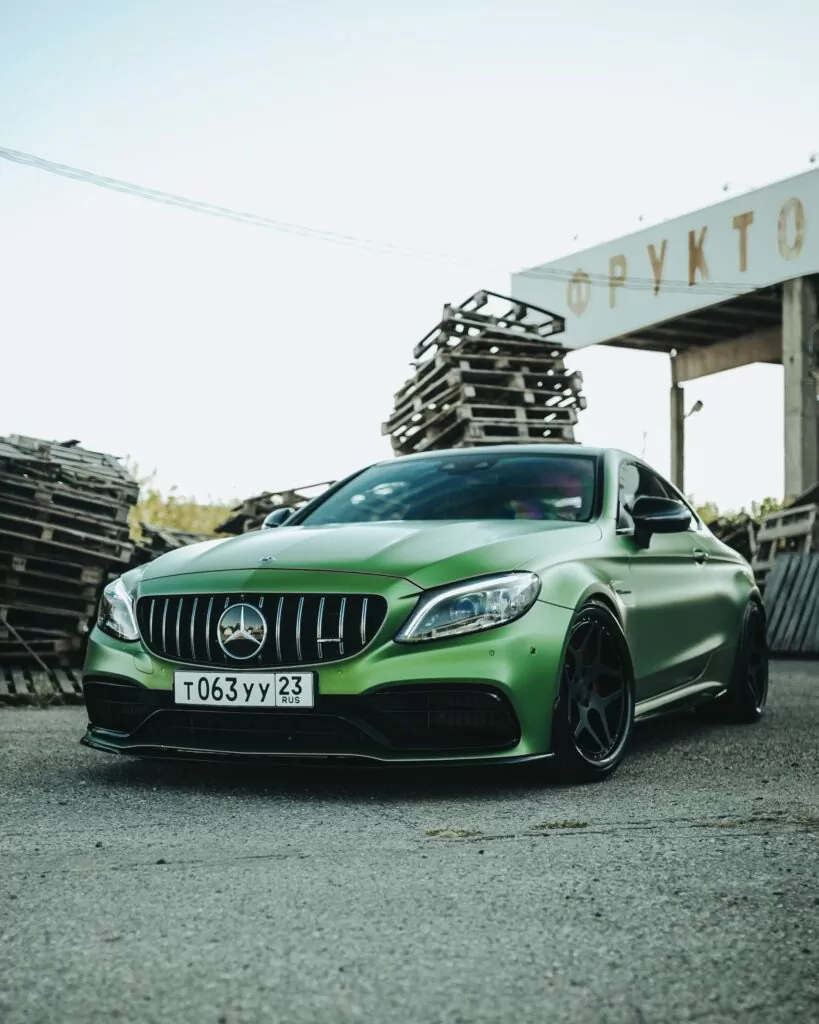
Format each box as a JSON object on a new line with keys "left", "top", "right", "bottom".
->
{"left": 1, "top": 661, "right": 817, "bottom": 1024}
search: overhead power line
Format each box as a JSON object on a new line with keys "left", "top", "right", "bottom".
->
{"left": 0, "top": 145, "right": 751, "bottom": 297}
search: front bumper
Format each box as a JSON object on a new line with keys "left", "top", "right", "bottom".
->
{"left": 81, "top": 597, "right": 573, "bottom": 764}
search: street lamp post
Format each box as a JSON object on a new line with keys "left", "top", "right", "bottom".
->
{"left": 671, "top": 397, "right": 704, "bottom": 494}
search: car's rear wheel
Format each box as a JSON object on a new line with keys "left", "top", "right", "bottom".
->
{"left": 548, "top": 600, "right": 635, "bottom": 784}
{"left": 698, "top": 600, "right": 769, "bottom": 723}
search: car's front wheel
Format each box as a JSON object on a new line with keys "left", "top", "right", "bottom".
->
{"left": 547, "top": 600, "right": 635, "bottom": 784}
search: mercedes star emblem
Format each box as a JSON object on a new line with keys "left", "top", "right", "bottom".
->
{"left": 216, "top": 602, "right": 267, "bottom": 660}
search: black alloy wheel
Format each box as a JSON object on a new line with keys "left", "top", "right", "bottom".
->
{"left": 550, "top": 600, "right": 635, "bottom": 783}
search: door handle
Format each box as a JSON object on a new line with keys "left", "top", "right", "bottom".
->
{"left": 692, "top": 548, "right": 709, "bottom": 564}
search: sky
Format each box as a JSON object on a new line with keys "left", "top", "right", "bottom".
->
{"left": 2, "top": 0, "right": 818, "bottom": 511}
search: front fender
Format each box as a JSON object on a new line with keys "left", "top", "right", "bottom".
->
{"left": 537, "top": 559, "right": 629, "bottom": 626}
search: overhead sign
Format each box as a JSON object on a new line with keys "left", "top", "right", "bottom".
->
{"left": 510, "top": 167, "right": 819, "bottom": 350}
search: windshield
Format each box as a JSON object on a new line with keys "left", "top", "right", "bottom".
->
{"left": 298, "top": 453, "right": 597, "bottom": 525}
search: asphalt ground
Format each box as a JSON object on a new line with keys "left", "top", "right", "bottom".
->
{"left": 1, "top": 662, "right": 817, "bottom": 1024}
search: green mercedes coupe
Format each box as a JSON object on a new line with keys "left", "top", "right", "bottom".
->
{"left": 81, "top": 445, "right": 768, "bottom": 782}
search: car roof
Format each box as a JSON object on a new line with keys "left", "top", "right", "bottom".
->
{"left": 377, "top": 444, "right": 618, "bottom": 466}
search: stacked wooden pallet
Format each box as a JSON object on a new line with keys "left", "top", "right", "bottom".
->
{"left": 710, "top": 513, "right": 759, "bottom": 564}
{"left": 382, "top": 290, "right": 585, "bottom": 457}
{"left": 216, "top": 481, "right": 335, "bottom": 535}
{"left": 0, "top": 434, "right": 138, "bottom": 666}
{"left": 751, "top": 504, "right": 818, "bottom": 591}
{"left": 0, "top": 664, "right": 84, "bottom": 703}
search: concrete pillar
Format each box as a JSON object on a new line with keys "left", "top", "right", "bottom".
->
{"left": 669, "top": 356, "right": 685, "bottom": 491}
{"left": 782, "top": 277, "right": 819, "bottom": 501}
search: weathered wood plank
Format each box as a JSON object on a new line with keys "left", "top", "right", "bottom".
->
{"left": 52, "top": 668, "right": 78, "bottom": 696}
{"left": 9, "top": 666, "right": 29, "bottom": 698}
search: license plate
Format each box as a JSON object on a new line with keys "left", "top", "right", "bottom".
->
{"left": 173, "top": 671, "right": 316, "bottom": 708}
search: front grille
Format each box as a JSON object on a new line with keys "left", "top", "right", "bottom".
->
{"left": 135, "top": 592, "right": 388, "bottom": 667}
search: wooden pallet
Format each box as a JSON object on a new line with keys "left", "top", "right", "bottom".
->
{"left": 413, "top": 290, "right": 566, "bottom": 360}
{"left": 393, "top": 401, "right": 577, "bottom": 442}
{"left": 0, "top": 663, "right": 84, "bottom": 702}
{"left": 393, "top": 416, "right": 576, "bottom": 456}
{"left": 763, "top": 553, "right": 819, "bottom": 655}
{"left": 1, "top": 434, "right": 139, "bottom": 500}
{"left": 386, "top": 378, "right": 585, "bottom": 435}
{"left": 0, "top": 568, "right": 99, "bottom": 601}
{"left": 0, "top": 550, "right": 104, "bottom": 586}
{"left": 0, "top": 493, "right": 130, "bottom": 541}
{"left": 751, "top": 504, "right": 818, "bottom": 589}
{"left": 0, "top": 510, "right": 132, "bottom": 560}
{"left": 385, "top": 290, "right": 584, "bottom": 457}
{"left": 710, "top": 514, "right": 759, "bottom": 563}
{"left": 0, "top": 434, "right": 140, "bottom": 669}
{"left": 0, "top": 581, "right": 98, "bottom": 615}
{"left": 399, "top": 349, "right": 577, "bottom": 400}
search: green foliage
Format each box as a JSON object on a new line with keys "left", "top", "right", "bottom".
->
{"left": 694, "top": 501, "right": 720, "bottom": 525}
{"left": 125, "top": 464, "right": 235, "bottom": 541}
{"left": 693, "top": 495, "right": 785, "bottom": 525}
{"left": 748, "top": 496, "right": 784, "bottom": 519}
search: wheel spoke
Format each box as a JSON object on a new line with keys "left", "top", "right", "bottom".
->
{"left": 574, "top": 705, "right": 605, "bottom": 752}
{"left": 595, "top": 689, "right": 623, "bottom": 710}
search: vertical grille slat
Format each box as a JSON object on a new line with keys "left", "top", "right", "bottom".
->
{"left": 190, "top": 597, "right": 199, "bottom": 662}
{"left": 295, "top": 597, "right": 305, "bottom": 662}
{"left": 205, "top": 597, "right": 214, "bottom": 661}
{"left": 136, "top": 591, "right": 387, "bottom": 668}
{"left": 161, "top": 600, "right": 168, "bottom": 654}
{"left": 316, "top": 597, "right": 326, "bottom": 661}
{"left": 175, "top": 598, "right": 183, "bottom": 659}
{"left": 275, "top": 597, "right": 284, "bottom": 663}
{"left": 338, "top": 596, "right": 346, "bottom": 657}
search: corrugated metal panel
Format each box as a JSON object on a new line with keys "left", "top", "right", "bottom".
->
{"left": 763, "top": 553, "right": 819, "bottom": 655}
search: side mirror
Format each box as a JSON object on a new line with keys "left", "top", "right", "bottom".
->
{"left": 261, "top": 507, "right": 296, "bottom": 529}
{"left": 631, "top": 495, "right": 691, "bottom": 547}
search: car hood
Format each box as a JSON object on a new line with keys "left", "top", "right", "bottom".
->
{"left": 140, "top": 520, "right": 602, "bottom": 590}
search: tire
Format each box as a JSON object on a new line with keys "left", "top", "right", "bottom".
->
{"left": 547, "top": 600, "right": 635, "bottom": 784}
{"left": 699, "top": 600, "right": 769, "bottom": 723}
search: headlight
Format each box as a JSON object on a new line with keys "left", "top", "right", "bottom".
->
{"left": 395, "top": 572, "right": 541, "bottom": 643}
{"left": 97, "top": 576, "right": 139, "bottom": 642}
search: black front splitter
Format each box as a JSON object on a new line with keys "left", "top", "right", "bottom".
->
{"left": 81, "top": 729, "right": 554, "bottom": 769}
